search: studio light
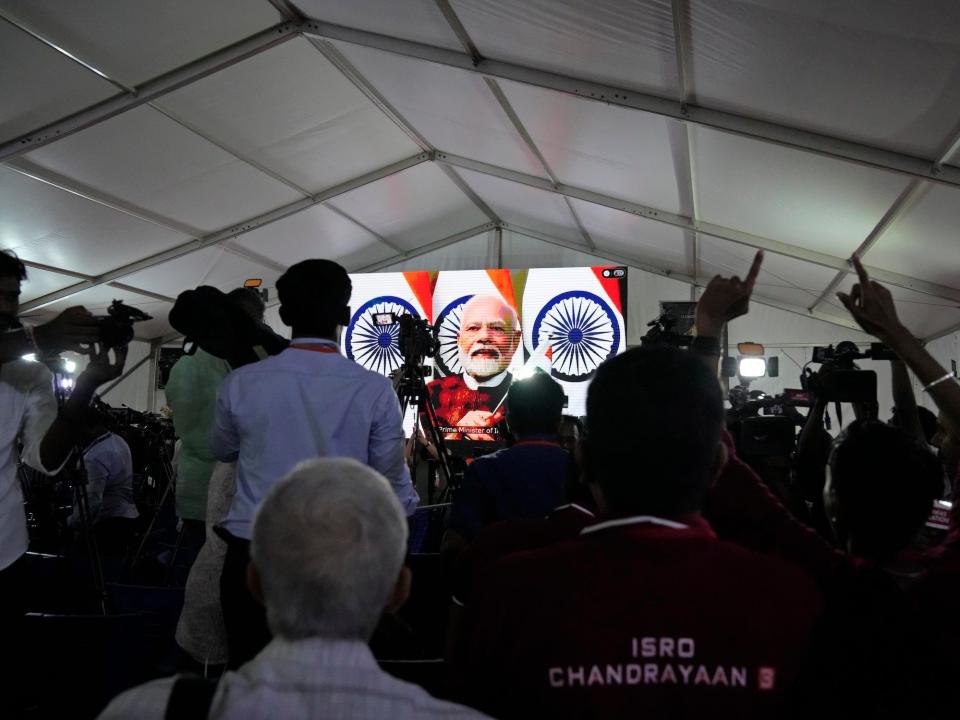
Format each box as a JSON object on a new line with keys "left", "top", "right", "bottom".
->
{"left": 738, "top": 357, "right": 767, "bottom": 378}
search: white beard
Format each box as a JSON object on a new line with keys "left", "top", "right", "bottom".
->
{"left": 460, "top": 347, "right": 504, "bottom": 379}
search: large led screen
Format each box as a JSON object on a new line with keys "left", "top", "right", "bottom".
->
{"left": 341, "top": 267, "right": 627, "bottom": 439}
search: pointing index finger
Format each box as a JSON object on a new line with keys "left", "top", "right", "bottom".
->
{"left": 851, "top": 255, "right": 871, "bottom": 287}
{"left": 744, "top": 250, "right": 764, "bottom": 291}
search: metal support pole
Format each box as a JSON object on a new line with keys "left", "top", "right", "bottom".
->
{"left": 146, "top": 341, "right": 160, "bottom": 412}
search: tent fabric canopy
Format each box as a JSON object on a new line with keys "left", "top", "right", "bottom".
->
{"left": 3, "top": 0, "right": 960, "bottom": 344}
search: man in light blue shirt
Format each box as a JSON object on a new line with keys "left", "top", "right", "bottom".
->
{"left": 211, "top": 258, "right": 419, "bottom": 667}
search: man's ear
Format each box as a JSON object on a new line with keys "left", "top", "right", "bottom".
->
{"left": 339, "top": 306, "right": 351, "bottom": 328}
{"left": 709, "top": 441, "right": 730, "bottom": 488}
{"left": 246, "top": 562, "right": 265, "bottom": 607}
{"left": 385, "top": 565, "right": 412, "bottom": 614}
{"left": 278, "top": 305, "right": 291, "bottom": 328}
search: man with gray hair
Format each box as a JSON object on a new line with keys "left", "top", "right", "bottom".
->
{"left": 427, "top": 294, "right": 521, "bottom": 443}
{"left": 99, "top": 457, "right": 488, "bottom": 719}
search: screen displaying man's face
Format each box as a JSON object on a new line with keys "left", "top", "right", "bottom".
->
{"left": 457, "top": 295, "right": 520, "bottom": 381}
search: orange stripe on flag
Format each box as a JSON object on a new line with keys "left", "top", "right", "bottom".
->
{"left": 403, "top": 271, "right": 434, "bottom": 324}
{"left": 486, "top": 269, "right": 519, "bottom": 319}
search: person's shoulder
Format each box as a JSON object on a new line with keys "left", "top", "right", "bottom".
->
{"left": 96, "top": 675, "right": 177, "bottom": 720}
{"left": 711, "top": 538, "right": 823, "bottom": 599}
{"left": 380, "top": 670, "right": 492, "bottom": 718}
{"left": 1, "top": 358, "right": 53, "bottom": 388}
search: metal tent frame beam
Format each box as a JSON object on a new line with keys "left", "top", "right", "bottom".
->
{"left": 297, "top": 18, "right": 960, "bottom": 189}
{"left": 19, "top": 152, "right": 429, "bottom": 310}
{"left": 5, "top": 13, "right": 960, "bottom": 188}
{"left": 0, "top": 20, "right": 300, "bottom": 162}
{"left": 354, "top": 223, "right": 496, "bottom": 273}
{"left": 306, "top": 36, "right": 501, "bottom": 226}
{"left": 807, "top": 121, "right": 960, "bottom": 313}
{"left": 503, "top": 223, "right": 864, "bottom": 333}
{"left": 433, "top": 151, "right": 960, "bottom": 305}
{"left": 1, "top": 13, "right": 399, "bottom": 266}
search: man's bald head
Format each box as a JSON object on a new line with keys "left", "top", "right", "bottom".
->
{"left": 457, "top": 294, "right": 521, "bottom": 381}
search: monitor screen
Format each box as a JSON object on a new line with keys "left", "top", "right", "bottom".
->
{"left": 341, "top": 266, "right": 628, "bottom": 442}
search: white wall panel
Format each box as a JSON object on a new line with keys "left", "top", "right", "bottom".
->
{"left": 0, "top": 18, "right": 115, "bottom": 143}
{"left": 122, "top": 246, "right": 280, "bottom": 300}
{"left": 867, "top": 183, "right": 960, "bottom": 290}
{"left": 0, "top": 166, "right": 190, "bottom": 275}
{"left": 330, "top": 163, "right": 487, "bottom": 251}
{"left": 457, "top": 169, "right": 583, "bottom": 244}
{"left": 689, "top": 0, "right": 960, "bottom": 159}
{"left": 0, "top": 0, "right": 282, "bottom": 87}
{"left": 500, "top": 79, "right": 685, "bottom": 212}
{"left": 18, "top": 266, "right": 84, "bottom": 303}
{"left": 694, "top": 125, "right": 912, "bottom": 258}
{"left": 334, "top": 43, "right": 545, "bottom": 177}
{"left": 699, "top": 235, "right": 840, "bottom": 310}
{"left": 451, "top": 0, "right": 680, "bottom": 95}
{"left": 233, "top": 202, "right": 395, "bottom": 271}
{"left": 375, "top": 231, "right": 491, "bottom": 272}
{"left": 295, "top": 0, "right": 462, "bottom": 49}
{"left": 24, "top": 106, "right": 301, "bottom": 233}
{"left": 160, "top": 38, "right": 420, "bottom": 193}
{"left": 569, "top": 199, "right": 691, "bottom": 277}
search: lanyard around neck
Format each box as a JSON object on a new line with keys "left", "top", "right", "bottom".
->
{"left": 289, "top": 343, "right": 339, "bottom": 354}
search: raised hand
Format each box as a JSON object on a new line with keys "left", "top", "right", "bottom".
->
{"left": 695, "top": 250, "right": 764, "bottom": 337}
{"left": 836, "top": 256, "right": 905, "bottom": 343}
{"left": 77, "top": 342, "right": 128, "bottom": 388}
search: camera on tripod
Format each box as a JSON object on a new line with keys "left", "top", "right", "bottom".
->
{"left": 801, "top": 340, "right": 895, "bottom": 404}
{"left": 641, "top": 301, "right": 697, "bottom": 348}
{"left": 372, "top": 312, "right": 439, "bottom": 366}
{"left": 97, "top": 300, "right": 152, "bottom": 349}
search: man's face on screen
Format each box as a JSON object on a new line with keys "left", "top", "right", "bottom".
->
{"left": 457, "top": 295, "right": 520, "bottom": 381}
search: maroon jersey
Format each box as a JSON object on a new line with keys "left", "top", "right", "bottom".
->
{"left": 451, "top": 504, "right": 595, "bottom": 607}
{"left": 461, "top": 515, "right": 823, "bottom": 719}
{"left": 426, "top": 372, "right": 512, "bottom": 440}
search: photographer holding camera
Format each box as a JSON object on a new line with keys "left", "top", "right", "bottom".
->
{"left": 0, "top": 250, "right": 127, "bottom": 709}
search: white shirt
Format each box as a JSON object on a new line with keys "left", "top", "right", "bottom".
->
{"left": 98, "top": 636, "right": 491, "bottom": 719}
{"left": 210, "top": 339, "right": 419, "bottom": 539}
{"left": 0, "top": 359, "right": 61, "bottom": 570}
{"left": 462, "top": 369, "right": 509, "bottom": 390}
{"left": 70, "top": 432, "right": 139, "bottom": 526}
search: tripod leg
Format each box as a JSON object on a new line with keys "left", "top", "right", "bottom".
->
{"left": 74, "top": 481, "right": 108, "bottom": 615}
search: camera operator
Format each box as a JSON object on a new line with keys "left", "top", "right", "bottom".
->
{"left": 0, "top": 250, "right": 126, "bottom": 709}
{"left": 166, "top": 288, "right": 265, "bottom": 560}
{"left": 64, "top": 406, "right": 140, "bottom": 576}
{"left": 210, "top": 259, "right": 419, "bottom": 669}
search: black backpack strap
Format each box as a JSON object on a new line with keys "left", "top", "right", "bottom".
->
{"left": 165, "top": 675, "right": 219, "bottom": 720}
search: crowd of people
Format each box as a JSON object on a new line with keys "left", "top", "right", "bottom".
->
{"left": 3, "top": 245, "right": 960, "bottom": 718}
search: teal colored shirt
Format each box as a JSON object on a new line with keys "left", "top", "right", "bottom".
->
{"left": 166, "top": 349, "right": 230, "bottom": 520}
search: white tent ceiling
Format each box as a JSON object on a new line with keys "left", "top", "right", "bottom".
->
{"left": 3, "top": 0, "right": 960, "bottom": 345}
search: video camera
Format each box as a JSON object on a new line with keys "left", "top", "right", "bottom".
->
{"left": 97, "top": 300, "right": 152, "bottom": 349}
{"left": 801, "top": 340, "right": 895, "bottom": 404}
{"left": 726, "top": 388, "right": 811, "bottom": 459}
{"left": 169, "top": 285, "right": 289, "bottom": 369}
{"left": 372, "top": 312, "right": 439, "bottom": 365}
